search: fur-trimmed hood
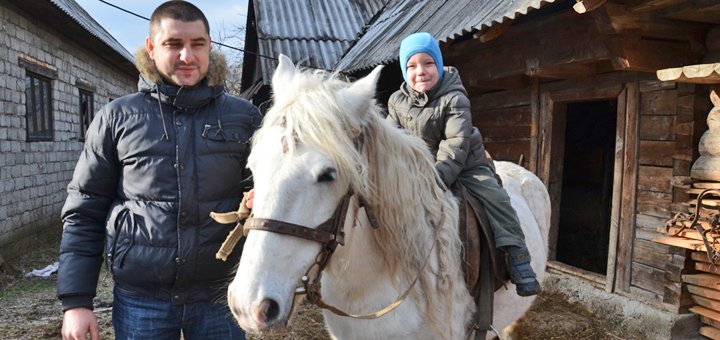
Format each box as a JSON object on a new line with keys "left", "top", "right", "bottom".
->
{"left": 134, "top": 47, "right": 228, "bottom": 87}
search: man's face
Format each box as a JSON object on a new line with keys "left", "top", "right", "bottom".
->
{"left": 146, "top": 18, "right": 210, "bottom": 87}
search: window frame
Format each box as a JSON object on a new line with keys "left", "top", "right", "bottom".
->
{"left": 24, "top": 71, "right": 54, "bottom": 142}
{"left": 78, "top": 89, "right": 95, "bottom": 141}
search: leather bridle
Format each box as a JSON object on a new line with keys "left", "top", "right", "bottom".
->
{"left": 242, "top": 191, "right": 406, "bottom": 319}
{"left": 241, "top": 191, "right": 442, "bottom": 320}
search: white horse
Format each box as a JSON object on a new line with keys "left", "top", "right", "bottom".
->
{"left": 226, "top": 55, "right": 551, "bottom": 339}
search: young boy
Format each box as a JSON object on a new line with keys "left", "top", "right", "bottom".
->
{"left": 386, "top": 32, "right": 541, "bottom": 296}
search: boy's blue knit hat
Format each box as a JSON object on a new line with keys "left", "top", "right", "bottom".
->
{"left": 399, "top": 32, "right": 444, "bottom": 83}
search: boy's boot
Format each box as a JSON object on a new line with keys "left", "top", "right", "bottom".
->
{"left": 506, "top": 246, "right": 541, "bottom": 296}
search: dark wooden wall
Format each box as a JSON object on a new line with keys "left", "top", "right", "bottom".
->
{"left": 440, "top": 1, "right": 714, "bottom": 311}
{"left": 630, "top": 82, "right": 708, "bottom": 310}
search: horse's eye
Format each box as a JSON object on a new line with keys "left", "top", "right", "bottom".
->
{"left": 317, "top": 168, "right": 337, "bottom": 183}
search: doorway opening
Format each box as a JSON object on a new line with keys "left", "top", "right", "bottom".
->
{"left": 555, "top": 100, "right": 617, "bottom": 275}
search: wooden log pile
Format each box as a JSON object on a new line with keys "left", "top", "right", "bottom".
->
{"left": 656, "top": 182, "right": 720, "bottom": 339}
{"left": 685, "top": 251, "right": 720, "bottom": 340}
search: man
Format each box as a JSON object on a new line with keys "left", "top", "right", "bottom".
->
{"left": 57, "top": 1, "right": 261, "bottom": 339}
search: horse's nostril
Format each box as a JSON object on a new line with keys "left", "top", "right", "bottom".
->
{"left": 263, "top": 298, "right": 280, "bottom": 321}
{"left": 253, "top": 298, "right": 281, "bottom": 324}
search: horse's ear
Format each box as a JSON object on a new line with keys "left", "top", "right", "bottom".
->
{"left": 347, "top": 65, "right": 384, "bottom": 97}
{"left": 273, "top": 54, "right": 296, "bottom": 89}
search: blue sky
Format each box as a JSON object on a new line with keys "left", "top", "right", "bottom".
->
{"left": 76, "top": 0, "right": 249, "bottom": 55}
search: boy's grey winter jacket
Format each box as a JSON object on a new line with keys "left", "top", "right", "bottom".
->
{"left": 387, "top": 66, "right": 492, "bottom": 187}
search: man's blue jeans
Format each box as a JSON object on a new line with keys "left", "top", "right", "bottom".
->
{"left": 112, "top": 285, "right": 245, "bottom": 340}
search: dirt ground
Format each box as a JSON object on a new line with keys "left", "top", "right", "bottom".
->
{"left": 0, "top": 235, "right": 633, "bottom": 340}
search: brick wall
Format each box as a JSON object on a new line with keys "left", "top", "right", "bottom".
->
{"left": 0, "top": 4, "right": 136, "bottom": 256}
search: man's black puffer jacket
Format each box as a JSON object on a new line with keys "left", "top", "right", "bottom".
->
{"left": 57, "top": 49, "right": 262, "bottom": 311}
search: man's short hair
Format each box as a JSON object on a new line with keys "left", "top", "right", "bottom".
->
{"left": 150, "top": 1, "right": 210, "bottom": 37}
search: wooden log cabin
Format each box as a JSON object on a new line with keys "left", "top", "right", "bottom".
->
{"left": 391, "top": 0, "right": 718, "bottom": 335}
{"left": 423, "top": 1, "right": 720, "bottom": 336}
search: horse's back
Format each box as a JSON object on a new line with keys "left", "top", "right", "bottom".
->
{"left": 494, "top": 161, "right": 551, "bottom": 247}
{"left": 491, "top": 161, "right": 551, "bottom": 337}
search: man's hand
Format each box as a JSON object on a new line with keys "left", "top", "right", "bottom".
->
{"left": 62, "top": 307, "right": 99, "bottom": 340}
{"left": 246, "top": 189, "right": 255, "bottom": 209}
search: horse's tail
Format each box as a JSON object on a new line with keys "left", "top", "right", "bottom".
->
{"left": 494, "top": 161, "right": 552, "bottom": 248}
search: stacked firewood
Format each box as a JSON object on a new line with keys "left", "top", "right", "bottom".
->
{"left": 657, "top": 182, "right": 720, "bottom": 340}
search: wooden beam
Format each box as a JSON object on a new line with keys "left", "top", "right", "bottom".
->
{"left": 639, "top": 141, "right": 675, "bottom": 167}
{"left": 606, "top": 86, "right": 627, "bottom": 293}
{"left": 596, "top": 3, "right": 706, "bottom": 42}
{"left": 665, "top": 225, "right": 720, "bottom": 243}
{"left": 660, "top": 3, "right": 720, "bottom": 25}
{"left": 446, "top": 10, "right": 611, "bottom": 84}
{"left": 700, "top": 326, "right": 720, "bottom": 340}
{"left": 692, "top": 305, "right": 720, "bottom": 323}
{"left": 617, "top": 81, "right": 640, "bottom": 292}
{"left": 698, "top": 262, "right": 720, "bottom": 275}
{"left": 633, "top": 239, "right": 669, "bottom": 267}
{"left": 529, "top": 78, "right": 539, "bottom": 173}
{"left": 637, "top": 190, "right": 672, "bottom": 218}
{"left": 688, "top": 284, "right": 720, "bottom": 301}
{"left": 466, "top": 74, "right": 531, "bottom": 91}
{"left": 605, "top": 34, "right": 701, "bottom": 72}
{"left": 638, "top": 165, "right": 673, "bottom": 192}
{"left": 693, "top": 251, "right": 718, "bottom": 264}
{"left": 685, "top": 273, "right": 720, "bottom": 290}
{"left": 631, "top": 262, "right": 666, "bottom": 294}
{"left": 525, "top": 59, "right": 597, "bottom": 79}
{"left": 626, "top": 0, "right": 685, "bottom": 12}
{"left": 474, "top": 19, "right": 513, "bottom": 43}
{"left": 653, "top": 236, "right": 707, "bottom": 251}
{"left": 701, "top": 315, "right": 720, "bottom": 330}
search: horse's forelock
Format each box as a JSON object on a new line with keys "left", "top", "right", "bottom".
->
{"left": 263, "top": 67, "right": 374, "bottom": 196}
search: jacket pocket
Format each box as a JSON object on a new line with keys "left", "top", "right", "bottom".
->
{"left": 201, "top": 120, "right": 252, "bottom": 157}
{"left": 201, "top": 121, "right": 252, "bottom": 144}
{"left": 106, "top": 209, "right": 135, "bottom": 274}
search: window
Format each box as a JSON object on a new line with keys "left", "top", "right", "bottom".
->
{"left": 25, "top": 72, "right": 53, "bottom": 141}
{"left": 79, "top": 89, "right": 94, "bottom": 141}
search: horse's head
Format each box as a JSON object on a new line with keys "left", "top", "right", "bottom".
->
{"left": 227, "top": 55, "right": 383, "bottom": 332}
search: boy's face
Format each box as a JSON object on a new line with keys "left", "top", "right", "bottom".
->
{"left": 406, "top": 52, "right": 439, "bottom": 93}
{"left": 146, "top": 18, "right": 211, "bottom": 87}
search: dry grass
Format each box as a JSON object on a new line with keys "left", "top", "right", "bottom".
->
{"left": 0, "top": 235, "right": 628, "bottom": 339}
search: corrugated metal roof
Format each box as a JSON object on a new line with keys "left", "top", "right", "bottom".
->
{"left": 255, "top": 0, "right": 388, "bottom": 81}
{"left": 50, "top": 0, "right": 134, "bottom": 63}
{"left": 335, "top": 0, "right": 556, "bottom": 73}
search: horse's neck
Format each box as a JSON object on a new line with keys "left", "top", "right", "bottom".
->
{"left": 324, "top": 216, "right": 390, "bottom": 297}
